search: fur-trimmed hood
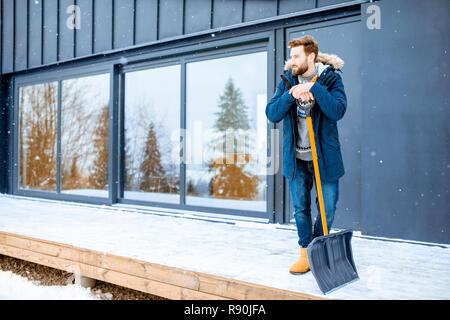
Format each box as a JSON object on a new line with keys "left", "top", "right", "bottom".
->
{"left": 284, "top": 52, "right": 344, "bottom": 72}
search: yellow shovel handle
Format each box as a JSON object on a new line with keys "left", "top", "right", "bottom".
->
{"left": 306, "top": 117, "right": 328, "bottom": 236}
{"left": 306, "top": 74, "right": 328, "bottom": 236}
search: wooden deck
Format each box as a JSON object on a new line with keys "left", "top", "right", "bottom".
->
{"left": 0, "top": 231, "right": 325, "bottom": 300}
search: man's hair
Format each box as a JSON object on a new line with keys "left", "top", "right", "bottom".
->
{"left": 288, "top": 35, "right": 319, "bottom": 61}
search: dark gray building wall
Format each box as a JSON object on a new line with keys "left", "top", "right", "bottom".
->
{"left": 361, "top": 0, "right": 449, "bottom": 243}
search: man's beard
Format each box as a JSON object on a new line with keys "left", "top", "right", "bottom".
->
{"left": 292, "top": 61, "right": 309, "bottom": 77}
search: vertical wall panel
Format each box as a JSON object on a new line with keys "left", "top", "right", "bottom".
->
{"left": 361, "top": 0, "right": 450, "bottom": 243}
{"left": 93, "top": 0, "right": 112, "bottom": 53}
{"left": 243, "top": 0, "right": 277, "bottom": 22}
{"left": 279, "top": 0, "right": 315, "bottom": 15}
{"left": 185, "top": 0, "right": 211, "bottom": 34}
{"left": 28, "top": 0, "right": 42, "bottom": 68}
{"left": 43, "top": 0, "right": 58, "bottom": 65}
{"left": 212, "top": 0, "right": 242, "bottom": 29}
{"left": 0, "top": 78, "right": 7, "bottom": 193}
{"left": 2, "top": 0, "right": 14, "bottom": 73}
{"left": 135, "top": 0, "right": 158, "bottom": 44}
{"left": 58, "top": 0, "right": 75, "bottom": 61}
{"left": 76, "top": 0, "right": 93, "bottom": 57}
{"left": 158, "top": 0, "right": 183, "bottom": 39}
{"left": 113, "top": 0, "right": 134, "bottom": 49}
{"left": 15, "top": 0, "right": 28, "bottom": 71}
{"left": 0, "top": 0, "right": 2, "bottom": 74}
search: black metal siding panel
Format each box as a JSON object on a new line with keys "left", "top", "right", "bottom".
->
{"left": 113, "top": 0, "right": 134, "bottom": 49}
{"left": 0, "top": 78, "right": 8, "bottom": 194}
{"left": 158, "top": 0, "right": 183, "bottom": 39}
{"left": 43, "top": 0, "right": 58, "bottom": 65}
{"left": 134, "top": 0, "right": 158, "bottom": 44}
{"left": 0, "top": 0, "right": 2, "bottom": 74}
{"left": 28, "top": 0, "right": 42, "bottom": 68}
{"left": 212, "top": 0, "right": 242, "bottom": 29}
{"left": 278, "top": 0, "right": 315, "bottom": 15}
{"left": 361, "top": 0, "right": 450, "bottom": 243}
{"left": 243, "top": 0, "right": 277, "bottom": 22}
{"left": 2, "top": 0, "right": 14, "bottom": 74}
{"left": 15, "top": 0, "right": 28, "bottom": 71}
{"left": 93, "top": 0, "right": 113, "bottom": 53}
{"left": 76, "top": 0, "right": 94, "bottom": 57}
{"left": 58, "top": 0, "right": 75, "bottom": 61}
{"left": 185, "top": 0, "right": 211, "bottom": 34}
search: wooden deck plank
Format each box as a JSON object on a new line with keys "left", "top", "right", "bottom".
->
{"left": 0, "top": 243, "right": 226, "bottom": 300}
{"left": 0, "top": 231, "right": 325, "bottom": 300}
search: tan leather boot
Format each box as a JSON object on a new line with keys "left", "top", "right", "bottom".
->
{"left": 289, "top": 247, "right": 310, "bottom": 274}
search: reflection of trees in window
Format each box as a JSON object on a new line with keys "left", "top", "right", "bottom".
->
{"left": 124, "top": 101, "right": 179, "bottom": 195}
{"left": 89, "top": 105, "right": 109, "bottom": 189}
{"left": 19, "top": 83, "right": 58, "bottom": 190}
{"left": 61, "top": 75, "right": 110, "bottom": 193}
{"left": 207, "top": 78, "right": 261, "bottom": 200}
{"left": 140, "top": 122, "right": 169, "bottom": 193}
{"left": 187, "top": 180, "right": 198, "bottom": 196}
{"left": 61, "top": 79, "right": 90, "bottom": 190}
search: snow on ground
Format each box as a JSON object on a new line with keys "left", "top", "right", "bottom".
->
{"left": 0, "top": 270, "right": 99, "bottom": 300}
{"left": 0, "top": 194, "right": 449, "bottom": 300}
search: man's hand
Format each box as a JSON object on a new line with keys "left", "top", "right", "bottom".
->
{"left": 289, "top": 82, "right": 315, "bottom": 100}
{"left": 297, "top": 91, "right": 314, "bottom": 102}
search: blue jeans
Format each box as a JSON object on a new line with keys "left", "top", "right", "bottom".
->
{"left": 289, "top": 158, "right": 339, "bottom": 248}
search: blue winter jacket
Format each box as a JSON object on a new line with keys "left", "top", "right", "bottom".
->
{"left": 265, "top": 53, "right": 347, "bottom": 183}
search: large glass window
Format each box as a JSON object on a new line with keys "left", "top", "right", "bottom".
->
{"left": 123, "top": 65, "right": 181, "bottom": 203}
{"left": 19, "top": 82, "right": 58, "bottom": 191}
{"left": 61, "top": 73, "right": 110, "bottom": 197}
{"left": 185, "top": 51, "right": 267, "bottom": 211}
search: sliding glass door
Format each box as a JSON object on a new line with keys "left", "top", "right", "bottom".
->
{"left": 185, "top": 51, "right": 267, "bottom": 212}
{"left": 122, "top": 64, "right": 181, "bottom": 203}
{"left": 60, "top": 73, "right": 110, "bottom": 197}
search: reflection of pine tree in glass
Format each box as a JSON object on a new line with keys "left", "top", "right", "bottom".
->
{"left": 139, "top": 122, "right": 169, "bottom": 192}
{"left": 214, "top": 78, "right": 250, "bottom": 131}
{"left": 20, "top": 83, "right": 58, "bottom": 190}
{"left": 209, "top": 77, "right": 260, "bottom": 200}
{"left": 211, "top": 78, "right": 251, "bottom": 153}
{"left": 187, "top": 180, "right": 198, "bottom": 196}
{"left": 89, "top": 105, "right": 109, "bottom": 189}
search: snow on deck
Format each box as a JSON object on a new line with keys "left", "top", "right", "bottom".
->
{"left": 0, "top": 194, "right": 449, "bottom": 300}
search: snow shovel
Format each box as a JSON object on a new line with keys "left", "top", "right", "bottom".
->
{"left": 296, "top": 75, "right": 359, "bottom": 294}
